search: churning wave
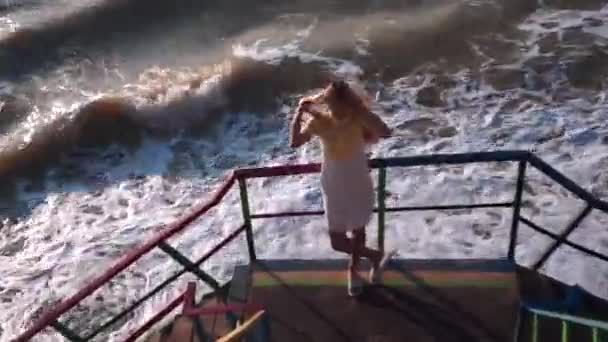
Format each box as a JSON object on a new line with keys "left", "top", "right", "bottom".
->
{"left": 2, "top": 0, "right": 608, "bottom": 340}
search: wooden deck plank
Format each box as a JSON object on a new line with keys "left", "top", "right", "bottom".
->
{"left": 235, "top": 259, "right": 520, "bottom": 342}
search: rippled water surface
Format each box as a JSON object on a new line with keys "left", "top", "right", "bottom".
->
{"left": 1, "top": 0, "right": 608, "bottom": 340}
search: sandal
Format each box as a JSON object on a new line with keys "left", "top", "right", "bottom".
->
{"left": 370, "top": 249, "right": 397, "bottom": 284}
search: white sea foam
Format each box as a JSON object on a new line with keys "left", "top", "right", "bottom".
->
{"left": 2, "top": 4, "right": 608, "bottom": 342}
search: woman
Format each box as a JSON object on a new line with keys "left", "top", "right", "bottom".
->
{"left": 290, "top": 79, "right": 393, "bottom": 296}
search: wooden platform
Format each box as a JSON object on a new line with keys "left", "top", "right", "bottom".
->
{"left": 143, "top": 259, "right": 608, "bottom": 342}
{"left": 228, "top": 259, "right": 520, "bottom": 342}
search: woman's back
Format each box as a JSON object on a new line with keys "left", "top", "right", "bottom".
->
{"left": 288, "top": 78, "right": 393, "bottom": 296}
{"left": 305, "top": 113, "right": 367, "bottom": 161}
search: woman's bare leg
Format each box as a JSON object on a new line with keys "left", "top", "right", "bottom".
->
{"left": 350, "top": 231, "right": 361, "bottom": 271}
{"left": 329, "top": 229, "right": 382, "bottom": 267}
{"left": 352, "top": 228, "right": 383, "bottom": 268}
{"left": 329, "top": 231, "right": 352, "bottom": 254}
{"left": 329, "top": 232, "right": 359, "bottom": 271}
{"left": 329, "top": 231, "right": 362, "bottom": 295}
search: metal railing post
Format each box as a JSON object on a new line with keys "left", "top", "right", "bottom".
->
{"left": 532, "top": 313, "right": 538, "bottom": 342}
{"left": 593, "top": 327, "right": 599, "bottom": 342}
{"left": 377, "top": 166, "right": 387, "bottom": 253}
{"left": 238, "top": 177, "right": 257, "bottom": 261}
{"left": 562, "top": 320, "right": 569, "bottom": 342}
{"left": 508, "top": 160, "right": 527, "bottom": 261}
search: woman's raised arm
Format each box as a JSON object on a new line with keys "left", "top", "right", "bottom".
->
{"left": 298, "top": 91, "right": 325, "bottom": 106}
{"left": 360, "top": 110, "right": 391, "bottom": 139}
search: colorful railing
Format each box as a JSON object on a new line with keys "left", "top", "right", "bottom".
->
{"left": 123, "top": 281, "right": 266, "bottom": 342}
{"left": 12, "top": 150, "right": 608, "bottom": 341}
{"left": 518, "top": 303, "right": 608, "bottom": 342}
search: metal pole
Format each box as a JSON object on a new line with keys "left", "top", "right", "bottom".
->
{"left": 532, "top": 313, "right": 538, "bottom": 342}
{"left": 377, "top": 166, "right": 387, "bottom": 253}
{"left": 238, "top": 177, "right": 257, "bottom": 261}
{"left": 592, "top": 327, "right": 598, "bottom": 342}
{"left": 562, "top": 320, "right": 568, "bottom": 342}
{"left": 514, "top": 307, "right": 525, "bottom": 342}
{"left": 158, "top": 242, "right": 223, "bottom": 294}
{"left": 533, "top": 204, "right": 593, "bottom": 270}
{"left": 508, "top": 161, "right": 527, "bottom": 261}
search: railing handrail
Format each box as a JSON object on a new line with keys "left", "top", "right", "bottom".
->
{"left": 528, "top": 154, "right": 608, "bottom": 212}
{"left": 233, "top": 150, "right": 531, "bottom": 178}
{"left": 13, "top": 173, "right": 237, "bottom": 342}
{"left": 523, "top": 304, "right": 608, "bottom": 331}
{"left": 235, "top": 151, "right": 608, "bottom": 213}
{"left": 12, "top": 150, "right": 608, "bottom": 341}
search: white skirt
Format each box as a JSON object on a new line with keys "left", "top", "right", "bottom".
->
{"left": 320, "top": 151, "right": 375, "bottom": 232}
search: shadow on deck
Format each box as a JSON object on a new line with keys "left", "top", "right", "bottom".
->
{"left": 227, "top": 258, "right": 519, "bottom": 342}
{"left": 145, "top": 258, "right": 608, "bottom": 342}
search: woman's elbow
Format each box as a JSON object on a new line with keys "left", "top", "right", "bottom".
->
{"left": 290, "top": 130, "right": 311, "bottom": 148}
{"left": 364, "top": 135, "right": 379, "bottom": 144}
{"left": 380, "top": 125, "right": 392, "bottom": 138}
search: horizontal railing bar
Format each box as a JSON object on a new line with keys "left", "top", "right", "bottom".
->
{"left": 124, "top": 292, "right": 185, "bottom": 342}
{"left": 523, "top": 305, "right": 608, "bottom": 331}
{"left": 235, "top": 150, "right": 529, "bottom": 179}
{"left": 373, "top": 150, "right": 530, "bottom": 168}
{"left": 250, "top": 202, "right": 513, "bottom": 219}
{"left": 13, "top": 173, "right": 237, "bottom": 342}
{"left": 519, "top": 216, "right": 608, "bottom": 263}
{"left": 528, "top": 154, "right": 608, "bottom": 213}
{"left": 84, "top": 224, "right": 246, "bottom": 340}
{"left": 385, "top": 202, "right": 513, "bottom": 212}
{"left": 235, "top": 163, "right": 320, "bottom": 179}
{"left": 251, "top": 210, "right": 323, "bottom": 219}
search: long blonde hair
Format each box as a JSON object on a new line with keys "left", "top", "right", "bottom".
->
{"left": 323, "top": 79, "right": 372, "bottom": 118}
{"left": 345, "top": 80, "right": 373, "bottom": 109}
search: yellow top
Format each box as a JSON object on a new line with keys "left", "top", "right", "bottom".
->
{"left": 302, "top": 113, "right": 369, "bottom": 161}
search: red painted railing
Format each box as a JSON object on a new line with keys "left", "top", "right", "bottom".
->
{"left": 181, "top": 282, "right": 262, "bottom": 317}
{"left": 123, "top": 292, "right": 186, "bottom": 342}
{"left": 12, "top": 172, "right": 237, "bottom": 342}
{"left": 11, "top": 151, "right": 608, "bottom": 341}
{"left": 120, "top": 282, "right": 263, "bottom": 342}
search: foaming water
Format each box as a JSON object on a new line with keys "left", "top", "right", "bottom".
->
{"left": 0, "top": 0, "right": 101, "bottom": 39}
{"left": 2, "top": 0, "right": 608, "bottom": 341}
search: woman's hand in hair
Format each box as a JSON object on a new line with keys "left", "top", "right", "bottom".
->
{"left": 290, "top": 102, "right": 317, "bottom": 149}
{"left": 297, "top": 100, "right": 312, "bottom": 113}
{"left": 297, "top": 100, "right": 324, "bottom": 120}
{"left": 299, "top": 91, "right": 324, "bottom": 107}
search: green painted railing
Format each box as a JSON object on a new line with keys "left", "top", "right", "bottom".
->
{"left": 521, "top": 305, "right": 608, "bottom": 342}
{"left": 13, "top": 150, "right": 608, "bottom": 342}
